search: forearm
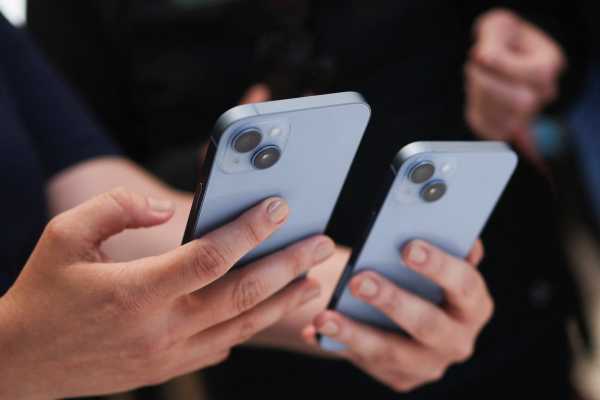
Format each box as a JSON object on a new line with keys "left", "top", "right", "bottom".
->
{"left": 47, "top": 157, "right": 193, "bottom": 261}
{"left": 249, "top": 246, "right": 350, "bottom": 357}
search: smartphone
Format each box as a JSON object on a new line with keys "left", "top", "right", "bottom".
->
{"left": 182, "top": 92, "right": 371, "bottom": 266}
{"left": 321, "top": 141, "right": 518, "bottom": 351}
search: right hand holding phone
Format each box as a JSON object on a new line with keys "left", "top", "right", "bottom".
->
{"left": 0, "top": 188, "right": 334, "bottom": 399}
{"left": 303, "top": 240, "right": 492, "bottom": 392}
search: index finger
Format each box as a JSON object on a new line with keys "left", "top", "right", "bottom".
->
{"left": 401, "top": 240, "right": 493, "bottom": 324}
{"left": 132, "top": 197, "right": 289, "bottom": 299}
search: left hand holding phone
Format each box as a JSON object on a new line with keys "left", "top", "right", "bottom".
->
{"left": 0, "top": 188, "right": 334, "bottom": 399}
{"left": 302, "top": 240, "right": 492, "bottom": 393}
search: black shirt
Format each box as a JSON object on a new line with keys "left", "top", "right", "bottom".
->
{"left": 27, "top": 1, "right": 583, "bottom": 398}
{"left": 0, "top": 15, "right": 118, "bottom": 294}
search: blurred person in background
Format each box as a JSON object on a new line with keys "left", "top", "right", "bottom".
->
{"left": 466, "top": 4, "right": 600, "bottom": 399}
{"left": 465, "top": 4, "right": 600, "bottom": 234}
{"left": 27, "top": 1, "right": 587, "bottom": 399}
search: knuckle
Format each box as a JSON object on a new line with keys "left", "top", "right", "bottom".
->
{"left": 427, "top": 250, "right": 448, "bottom": 279}
{"left": 452, "top": 340, "right": 475, "bottom": 362}
{"left": 481, "top": 295, "right": 495, "bottom": 324}
{"left": 392, "top": 380, "right": 417, "bottom": 393}
{"left": 232, "top": 276, "right": 266, "bottom": 315}
{"left": 190, "top": 239, "right": 229, "bottom": 282}
{"left": 412, "top": 312, "right": 440, "bottom": 343}
{"left": 106, "top": 187, "right": 136, "bottom": 214}
{"left": 236, "top": 316, "right": 259, "bottom": 344}
{"left": 240, "top": 218, "right": 265, "bottom": 248}
{"left": 375, "top": 286, "right": 400, "bottom": 316}
{"left": 427, "top": 366, "right": 447, "bottom": 383}
{"left": 457, "top": 270, "right": 483, "bottom": 300}
{"left": 44, "top": 215, "right": 72, "bottom": 243}
{"left": 286, "top": 245, "right": 308, "bottom": 277}
{"left": 365, "top": 345, "right": 396, "bottom": 366}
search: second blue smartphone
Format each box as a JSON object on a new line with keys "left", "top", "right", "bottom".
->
{"left": 321, "top": 141, "right": 518, "bottom": 351}
{"left": 182, "top": 92, "right": 371, "bottom": 265}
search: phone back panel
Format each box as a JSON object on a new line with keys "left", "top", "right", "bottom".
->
{"left": 322, "top": 141, "right": 517, "bottom": 351}
{"left": 184, "top": 92, "right": 371, "bottom": 264}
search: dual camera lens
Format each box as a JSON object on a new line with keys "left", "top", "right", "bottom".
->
{"left": 408, "top": 161, "right": 447, "bottom": 203}
{"left": 232, "top": 128, "right": 281, "bottom": 170}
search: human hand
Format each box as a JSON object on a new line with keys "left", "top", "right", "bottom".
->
{"left": 0, "top": 188, "right": 333, "bottom": 399}
{"left": 303, "top": 240, "right": 492, "bottom": 392}
{"left": 465, "top": 8, "right": 566, "bottom": 158}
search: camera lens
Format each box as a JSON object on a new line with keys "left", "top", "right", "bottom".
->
{"left": 409, "top": 161, "right": 435, "bottom": 184}
{"left": 233, "top": 128, "right": 262, "bottom": 153}
{"left": 421, "top": 180, "right": 447, "bottom": 202}
{"left": 252, "top": 146, "right": 281, "bottom": 170}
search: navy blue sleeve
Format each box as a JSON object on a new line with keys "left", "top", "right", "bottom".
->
{"left": 0, "top": 15, "right": 120, "bottom": 178}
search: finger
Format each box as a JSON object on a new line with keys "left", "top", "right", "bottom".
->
{"left": 185, "top": 278, "right": 321, "bottom": 353}
{"left": 348, "top": 271, "right": 462, "bottom": 352}
{"left": 240, "top": 83, "right": 272, "bottom": 104}
{"left": 465, "top": 63, "right": 537, "bottom": 141}
{"left": 473, "top": 12, "right": 564, "bottom": 97}
{"left": 179, "top": 235, "right": 335, "bottom": 332}
{"left": 402, "top": 241, "right": 494, "bottom": 325}
{"left": 466, "top": 62, "right": 539, "bottom": 122}
{"left": 313, "top": 311, "right": 443, "bottom": 376}
{"left": 135, "top": 197, "right": 290, "bottom": 299}
{"left": 473, "top": 9, "right": 522, "bottom": 69}
{"left": 466, "top": 240, "right": 485, "bottom": 267}
{"left": 46, "top": 187, "right": 174, "bottom": 249}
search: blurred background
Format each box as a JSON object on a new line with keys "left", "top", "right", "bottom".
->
{"left": 2, "top": 1, "right": 600, "bottom": 399}
{"left": 0, "top": 0, "right": 25, "bottom": 25}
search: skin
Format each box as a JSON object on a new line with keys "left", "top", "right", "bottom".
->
{"left": 298, "top": 240, "right": 492, "bottom": 392}
{"left": 465, "top": 8, "right": 566, "bottom": 163}
{"left": 0, "top": 187, "right": 335, "bottom": 399}
{"left": 1, "top": 109, "right": 496, "bottom": 396}
{"left": 241, "top": 84, "right": 496, "bottom": 391}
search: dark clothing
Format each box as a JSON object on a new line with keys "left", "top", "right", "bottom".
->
{"left": 27, "top": 1, "right": 584, "bottom": 398}
{"left": 0, "top": 15, "right": 118, "bottom": 294}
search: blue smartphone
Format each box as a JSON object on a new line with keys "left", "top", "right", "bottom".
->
{"left": 321, "top": 141, "right": 518, "bottom": 351}
{"left": 182, "top": 92, "right": 371, "bottom": 266}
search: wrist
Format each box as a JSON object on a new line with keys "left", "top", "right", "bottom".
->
{"left": 0, "top": 293, "right": 51, "bottom": 400}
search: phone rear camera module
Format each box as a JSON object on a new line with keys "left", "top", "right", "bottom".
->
{"left": 409, "top": 162, "right": 435, "bottom": 184}
{"left": 252, "top": 146, "right": 281, "bottom": 170}
{"left": 421, "top": 180, "right": 447, "bottom": 202}
{"left": 233, "top": 128, "right": 263, "bottom": 153}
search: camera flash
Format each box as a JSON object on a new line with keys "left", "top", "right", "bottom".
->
{"left": 270, "top": 127, "right": 282, "bottom": 137}
{"left": 441, "top": 162, "right": 454, "bottom": 175}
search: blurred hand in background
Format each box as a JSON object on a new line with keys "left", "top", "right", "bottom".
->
{"left": 465, "top": 8, "right": 566, "bottom": 161}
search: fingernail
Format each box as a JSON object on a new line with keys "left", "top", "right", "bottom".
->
{"left": 147, "top": 197, "right": 174, "bottom": 213}
{"left": 267, "top": 199, "right": 289, "bottom": 224}
{"left": 408, "top": 242, "right": 428, "bottom": 265}
{"left": 318, "top": 321, "right": 339, "bottom": 337}
{"left": 302, "top": 285, "right": 321, "bottom": 303}
{"left": 357, "top": 278, "right": 379, "bottom": 298}
{"left": 313, "top": 239, "right": 335, "bottom": 263}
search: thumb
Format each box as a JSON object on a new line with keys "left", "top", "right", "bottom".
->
{"left": 49, "top": 187, "right": 174, "bottom": 249}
